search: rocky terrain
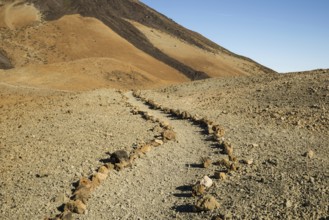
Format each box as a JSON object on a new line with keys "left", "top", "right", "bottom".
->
{"left": 139, "top": 70, "right": 329, "bottom": 219}
{"left": 0, "top": 83, "right": 160, "bottom": 219}
{"left": 1, "top": 69, "right": 328, "bottom": 219}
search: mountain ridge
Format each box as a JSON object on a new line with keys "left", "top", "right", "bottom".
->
{"left": 26, "top": 0, "right": 276, "bottom": 77}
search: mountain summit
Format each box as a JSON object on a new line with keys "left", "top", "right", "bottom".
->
{"left": 0, "top": 0, "right": 276, "bottom": 90}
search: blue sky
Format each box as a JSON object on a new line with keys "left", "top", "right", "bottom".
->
{"left": 140, "top": 0, "right": 329, "bottom": 72}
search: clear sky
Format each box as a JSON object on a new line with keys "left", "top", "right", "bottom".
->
{"left": 140, "top": 0, "right": 329, "bottom": 72}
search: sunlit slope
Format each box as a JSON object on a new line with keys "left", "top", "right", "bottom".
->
{"left": 0, "top": 14, "right": 188, "bottom": 90}
{"left": 130, "top": 20, "right": 268, "bottom": 77}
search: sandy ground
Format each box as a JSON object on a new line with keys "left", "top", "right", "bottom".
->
{"left": 0, "top": 70, "right": 328, "bottom": 219}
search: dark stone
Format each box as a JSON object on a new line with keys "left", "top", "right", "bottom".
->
{"left": 109, "top": 150, "right": 129, "bottom": 164}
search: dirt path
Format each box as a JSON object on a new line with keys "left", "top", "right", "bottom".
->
{"left": 80, "top": 92, "right": 221, "bottom": 219}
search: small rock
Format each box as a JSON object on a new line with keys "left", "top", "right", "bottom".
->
{"left": 215, "top": 158, "right": 231, "bottom": 169}
{"left": 98, "top": 166, "right": 109, "bottom": 174}
{"left": 114, "top": 160, "right": 131, "bottom": 171}
{"left": 152, "top": 125, "right": 163, "bottom": 133}
{"left": 160, "top": 121, "right": 170, "bottom": 128}
{"left": 61, "top": 211, "right": 73, "bottom": 220}
{"left": 109, "top": 150, "right": 129, "bottom": 164}
{"left": 200, "top": 176, "right": 213, "bottom": 188}
{"left": 192, "top": 184, "right": 206, "bottom": 197}
{"left": 223, "top": 142, "right": 233, "bottom": 156}
{"left": 229, "top": 163, "right": 239, "bottom": 172}
{"left": 214, "top": 172, "right": 226, "bottom": 180}
{"left": 250, "top": 143, "right": 259, "bottom": 148}
{"left": 91, "top": 174, "right": 101, "bottom": 188}
{"left": 207, "top": 124, "right": 214, "bottom": 134}
{"left": 162, "top": 130, "right": 176, "bottom": 141}
{"left": 241, "top": 159, "right": 253, "bottom": 165}
{"left": 183, "top": 111, "right": 191, "bottom": 119}
{"left": 151, "top": 139, "right": 164, "bottom": 147}
{"left": 77, "top": 177, "right": 92, "bottom": 190}
{"left": 201, "top": 157, "right": 212, "bottom": 168}
{"left": 140, "top": 144, "right": 152, "bottom": 153}
{"left": 266, "top": 158, "right": 278, "bottom": 166}
{"left": 129, "top": 151, "right": 140, "bottom": 162}
{"left": 214, "top": 128, "right": 225, "bottom": 139}
{"left": 304, "top": 150, "right": 314, "bottom": 159}
{"left": 228, "top": 154, "right": 237, "bottom": 162}
{"left": 65, "top": 200, "right": 86, "bottom": 214}
{"left": 270, "top": 113, "right": 280, "bottom": 119}
{"left": 286, "top": 200, "right": 292, "bottom": 208}
{"left": 94, "top": 172, "right": 107, "bottom": 181}
{"left": 194, "top": 195, "right": 220, "bottom": 212}
{"left": 143, "top": 112, "right": 154, "bottom": 120}
{"left": 73, "top": 187, "right": 92, "bottom": 204}
{"left": 105, "top": 163, "right": 115, "bottom": 170}
{"left": 310, "top": 177, "right": 315, "bottom": 184}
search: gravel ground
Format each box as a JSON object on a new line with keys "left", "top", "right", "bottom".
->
{"left": 140, "top": 71, "right": 329, "bottom": 219}
{"left": 1, "top": 71, "right": 328, "bottom": 219}
{"left": 0, "top": 85, "right": 157, "bottom": 220}
{"left": 79, "top": 92, "right": 221, "bottom": 219}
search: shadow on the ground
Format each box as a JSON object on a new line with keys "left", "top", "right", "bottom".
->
{"left": 176, "top": 185, "right": 192, "bottom": 191}
{"left": 172, "top": 204, "right": 195, "bottom": 213}
{"left": 173, "top": 193, "right": 192, "bottom": 198}
{"left": 185, "top": 163, "right": 203, "bottom": 168}
{"left": 174, "top": 185, "right": 192, "bottom": 198}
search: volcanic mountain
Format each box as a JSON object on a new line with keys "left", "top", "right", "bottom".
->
{"left": 0, "top": 0, "right": 276, "bottom": 90}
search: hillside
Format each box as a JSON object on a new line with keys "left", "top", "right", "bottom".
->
{"left": 0, "top": 0, "right": 276, "bottom": 91}
{"left": 0, "top": 14, "right": 187, "bottom": 90}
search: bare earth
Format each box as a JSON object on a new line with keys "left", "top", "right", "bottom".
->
{"left": 1, "top": 70, "right": 328, "bottom": 219}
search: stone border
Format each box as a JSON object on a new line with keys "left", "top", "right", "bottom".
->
{"left": 132, "top": 90, "right": 249, "bottom": 215}
{"left": 45, "top": 91, "right": 177, "bottom": 220}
